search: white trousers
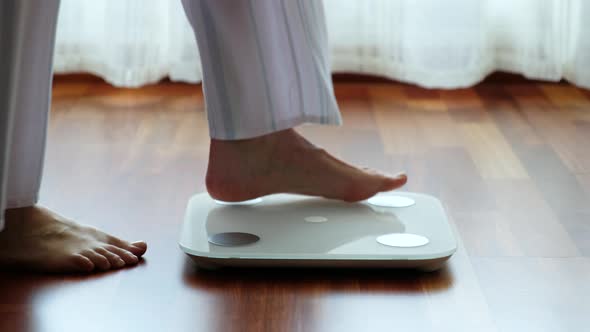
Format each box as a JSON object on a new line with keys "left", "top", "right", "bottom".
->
{"left": 0, "top": 0, "right": 341, "bottom": 230}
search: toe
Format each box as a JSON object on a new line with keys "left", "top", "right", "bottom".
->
{"left": 129, "top": 241, "right": 147, "bottom": 256}
{"left": 105, "top": 245, "right": 138, "bottom": 265}
{"left": 95, "top": 247, "right": 125, "bottom": 269}
{"left": 82, "top": 250, "right": 111, "bottom": 271}
{"left": 380, "top": 172, "right": 407, "bottom": 191}
{"left": 106, "top": 236, "right": 147, "bottom": 257}
{"left": 69, "top": 254, "right": 95, "bottom": 272}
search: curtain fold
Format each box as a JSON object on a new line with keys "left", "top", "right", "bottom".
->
{"left": 53, "top": 0, "right": 590, "bottom": 89}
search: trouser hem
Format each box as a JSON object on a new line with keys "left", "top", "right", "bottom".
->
{"left": 210, "top": 115, "right": 343, "bottom": 140}
{"left": 6, "top": 194, "right": 39, "bottom": 209}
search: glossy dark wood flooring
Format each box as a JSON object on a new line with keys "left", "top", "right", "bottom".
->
{"left": 1, "top": 77, "right": 589, "bottom": 332}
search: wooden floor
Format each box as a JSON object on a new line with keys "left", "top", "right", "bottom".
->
{"left": 1, "top": 77, "right": 589, "bottom": 332}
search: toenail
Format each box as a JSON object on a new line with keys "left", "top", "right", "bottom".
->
{"left": 131, "top": 241, "right": 147, "bottom": 249}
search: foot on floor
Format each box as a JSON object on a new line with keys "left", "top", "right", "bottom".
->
{"left": 0, "top": 206, "right": 147, "bottom": 273}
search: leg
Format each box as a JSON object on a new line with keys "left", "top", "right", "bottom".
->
{"left": 0, "top": 1, "right": 21, "bottom": 232}
{"left": 181, "top": 0, "right": 407, "bottom": 202}
{"left": 0, "top": 0, "right": 147, "bottom": 273}
{"left": 181, "top": 0, "right": 341, "bottom": 140}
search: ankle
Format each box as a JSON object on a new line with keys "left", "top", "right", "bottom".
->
{"left": 4, "top": 206, "right": 36, "bottom": 221}
{"left": 208, "top": 129, "right": 297, "bottom": 172}
{"left": 206, "top": 130, "right": 301, "bottom": 201}
{"left": 210, "top": 128, "right": 294, "bottom": 154}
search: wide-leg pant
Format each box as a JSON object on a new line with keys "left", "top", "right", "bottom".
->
{"left": 0, "top": 0, "right": 341, "bottom": 230}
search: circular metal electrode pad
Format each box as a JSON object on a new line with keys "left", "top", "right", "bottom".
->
{"left": 208, "top": 232, "right": 260, "bottom": 247}
{"left": 376, "top": 233, "right": 429, "bottom": 248}
{"left": 367, "top": 195, "right": 416, "bottom": 208}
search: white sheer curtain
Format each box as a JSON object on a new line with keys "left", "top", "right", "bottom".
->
{"left": 53, "top": 0, "right": 590, "bottom": 89}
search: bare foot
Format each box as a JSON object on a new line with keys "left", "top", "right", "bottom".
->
{"left": 0, "top": 206, "right": 147, "bottom": 273}
{"left": 206, "top": 129, "right": 407, "bottom": 202}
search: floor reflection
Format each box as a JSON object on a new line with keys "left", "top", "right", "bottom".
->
{"left": 182, "top": 259, "right": 454, "bottom": 332}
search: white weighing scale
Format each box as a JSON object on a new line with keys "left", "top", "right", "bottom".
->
{"left": 179, "top": 192, "right": 457, "bottom": 272}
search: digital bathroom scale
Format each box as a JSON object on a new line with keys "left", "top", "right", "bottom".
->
{"left": 179, "top": 192, "right": 457, "bottom": 272}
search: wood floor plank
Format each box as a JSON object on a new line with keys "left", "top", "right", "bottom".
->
{"left": 404, "top": 86, "right": 448, "bottom": 112}
{"left": 481, "top": 100, "right": 545, "bottom": 147}
{"left": 506, "top": 144, "right": 590, "bottom": 255}
{"left": 503, "top": 84, "right": 553, "bottom": 108}
{"left": 423, "top": 147, "right": 497, "bottom": 212}
{"left": 516, "top": 99, "right": 590, "bottom": 173}
{"left": 453, "top": 211, "right": 526, "bottom": 257}
{"left": 539, "top": 84, "right": 590, "bottom": 109}
{"left": 472, "top": 257, "right": 590, "bottom": 332}
{"left": 439, "top": 88, "right": 485, "bottom": 110}
{"left": 459, "top": 122, "right": 529, "bottom": 179}
{"left": 440, "top": 88, "right": 488, "bottom": 123}
{"left": 414, "top": 111, "right": 462, "bottom": 148}
{"left": 510, "top": 145, "right": 590, "bottom": 213}
{"left": 369, "top": 85, "right": 428, "bottom": 156}
{"left": 485, "top": 179, "right": 580, "bottom": 257}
